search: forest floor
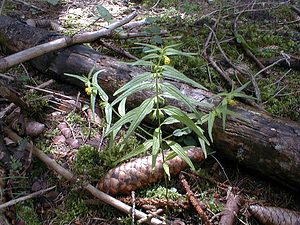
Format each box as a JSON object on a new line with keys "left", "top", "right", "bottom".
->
{"left": 0, "top": 0, "right": 300, "bottom": 225}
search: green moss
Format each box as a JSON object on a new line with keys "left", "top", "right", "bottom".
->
{"left": 142, "top": 185, "right": 185, "bottom": 201}
{"left": 101, "top": 133, "right": 141, "bottom": 169}
{"left": 72, "top": 144, "right": 103, "bottom": 179}
{"left": 55, "top": 191, "right": 89, "bottom": 225}
{"left": 66, "top": 112, "right": 85, "bottom": 125}
{"left": 24, "top": 92, "right": 49, "bottom": 118}
{"left": 16, "top": 201, "right": 41, "bottom": 225}
{"left": 143, "top": 0, "right": 202, "bottom": 14}
{"left": 259, "top": 73, "right": 300, "bottom": 121}
{"left": 35, "top": 138, "right": 54, "bottom": 155}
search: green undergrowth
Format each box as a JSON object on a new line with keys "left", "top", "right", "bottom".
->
{"left": 125, "top": 2, "right": 300, "bottom": 121}
{"left": 72, "top": 133, "right": 140, "bottom": 180}
{"left": 16, "top": 201, "right": 41, "bottom": 225}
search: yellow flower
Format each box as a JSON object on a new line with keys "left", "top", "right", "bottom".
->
{"left": 164, "top": 56, "right": 171, "bottom": 64}
{"left": 228, "top": 99, "right": 237, "bottom": 106}
{"left": 85, "top": 87, "right": 92, "bottom": 95}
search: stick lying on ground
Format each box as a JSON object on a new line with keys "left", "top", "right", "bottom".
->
{"left": 0, "top": 15, "right": 299, "bottom": 190}
{"left": 3, "top": 127, "right": 164, "bottom": 225}
{"left": 0, "top": 12, "right": 137, "bottom": 71}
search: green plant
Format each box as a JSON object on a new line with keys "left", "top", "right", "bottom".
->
{"left": 202, "top": 82, "right": 255, "bottom": 141}
{"left": 65, "top": 67, "right": 112, "bottom": 132}
{"left": 24, "top": 92, "right": 49, "bottom": 118}
{"left": 65, "top": 43, "right": 254, "bottom": 182}
{"left": 73, "top": 145, "right": 103, "bottom": 179}
{"left": 105, "top": 43, "right": 210, "bottom": 178}
{"left": 16, "top": 201, "right": 41, "bottom": 225}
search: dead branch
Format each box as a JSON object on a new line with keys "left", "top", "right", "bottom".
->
{"left": 0, "top": 186, "right": 55, "bottom": 210}
{"left": 0, "top": 12, "right": 137, "bottom": 71}
{"left": 3, "top": 127, "right": 165, "bottom": 225}
{"left": 206, "top": 25, "right": 261, "bottom": 102}
{"left": 259, "top": 56, "right": 300, "bottom": 71}
{"left": 0, "top": 80, "right": 28, "bottom": 110}
{"left": 219, "top": 188, "right": 243, "bottom": 225}
{"left": 180, "top": 173, "right": 212, "bottom": 225}
{"left": 96, "top": 40, "right": 138, "bottom": 60}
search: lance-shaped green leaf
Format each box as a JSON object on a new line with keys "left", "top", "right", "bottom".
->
{"left": 161, "top": 116, "right": 180, "bottom": 125}
{"left": 113, "top": 139, "right": 153, "bottom": 165}
{"left": 151, "top": 127, "right": 162, "bottom": 169}
{"left": 114, "top": 72, "right": 152, "bottom": 96}
{"left": 111, "top": 82, "right": 154, "bottom": 106}
{"left": 198, "top": 137, "right": 207, "bottom": 158}
{"left": 105, "top": 107, "right": 138, "bottom": 136}
{"left": 173, "top": 127, "right": 192, "bottom": 137}
{"left": 162, "top": 83, "right": 201, "bottom": 119}
{"left": 207, "top": 111, "right": 215, "bottom": 143}
{"left": 163, "top": 163, "right": 171, "bottom": 180}
{"left": 124, "top": 97, "right": 155, "bottom": 141}
{"left": 135, "top": 43, "right": 161, "bottom": 51}
{"left": 165, "top": 140, "right": 195, "bottom": 170}
{"left": 165, "top": 48, "right": 197, "bottom": 57}
{"left": 96, "top": 5, "right": 113, "bottom": 23}
{"left": 163, "top": 106, "right": 209, "bottom": 144}
{"left": 92, "top": 69, "right": 108, "bottom": 102}
{"left": 142, "top": 53, "right": 160, "bottom": 60}
{"left": 104, "top": 103, "right": 112, "bottom": 132}
{"left": 118, "top": 97, "right": 127, "bottom": 117}
{"left": 127, "top": 60, "right": 155, "bottom": 67}
{"left": 90, "top": 89, "right": 97, "bottom": 117}
{"left": 164, "top": 43, "right": 182, "bottom": 49}
{"left": 64, "top": 73, "right": 88, "bottom": 83}
{"left": 162, "top": 65, "right": 206, "bottom": 90}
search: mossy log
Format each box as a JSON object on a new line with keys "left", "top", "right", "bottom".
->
{"left": 0, "top": 16, "right": 299, "bottom": 190}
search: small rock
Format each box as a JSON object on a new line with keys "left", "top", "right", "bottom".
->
{"left": 61, "top": 128, "right": 72, "bottom": 138}
{"left": 57, "top": 122, "right": 68, "bottom": 130}
{"left": 52, "top": 135, "right": 66, "bottom": 144}
{"left": 25, "top": 121, "right": 45, "bottom": 137}
{"left": 66, "top": 138, "right": 80, "bottom": 149}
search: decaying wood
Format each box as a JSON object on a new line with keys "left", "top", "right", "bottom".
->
{"left": 259, "top": 56, "right": 300, "bottom": 71}
{"left": 98, "top": 148, "right": 205, "bottom": 195}
{"left": 0, "top": 80, "right": 28, "bottom": 110}
{"left": 219, "top": 189, "right": 243, "bottom": 225}
{"left": 0, "top": 12, "right": 137, "bottom": 71}
{"left": 180, "top": 173, "right": 212, "bottom": 225}
{"left": 3, "top": 127, "right": 164, "bottom": 225}
{"left": 0, "top": 16, "right": 300, "bottom": 190}
{"left": 249, "top": 205, "right": 300, "bottom": 225}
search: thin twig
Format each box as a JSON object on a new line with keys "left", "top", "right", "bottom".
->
{"left": 219, "top": 187, "right": 243, "bottom": 225}
{"left": 205, "top": 24, "right": 261, "bottom": 102}
{"left": 0, "top": 12, "right": 137, "bottom": 71}
{"left": 97, "top": 40, "right": 138, "bottom": 60}
{"left": 0, "top": 186, "right": 56, "bottom": 210}
{"left": 3, "top": 127, "right": 164, "bottom": 225}
{"left": 180, "top": 173, "right": 212, "bottom": 225}
{"left": 0, "top": 0, "right": 6, "bottom": 15}
{"left": 254, "top": 57, "right": 287, "bottom": 78}
{"left": 13, "top": 0, "right": 47, "bottom": 12}
{"left": 151, "top": 0, "right": 161, "bottom": 9}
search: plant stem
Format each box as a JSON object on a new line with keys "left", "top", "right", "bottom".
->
{"left": 154, "top": 53, "right": 169, "bottom": 198}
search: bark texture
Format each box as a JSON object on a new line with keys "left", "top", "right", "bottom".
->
{"left": 0, "top": 16, "right": 300, "bottom": 190}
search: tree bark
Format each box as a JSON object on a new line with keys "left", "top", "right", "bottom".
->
{"left": 0, "top": 16, "right": 299, "bottom": 190}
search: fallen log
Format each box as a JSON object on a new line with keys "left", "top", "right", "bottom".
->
{"left": 0, "top": 16, "right": 299, "bottom": 190}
